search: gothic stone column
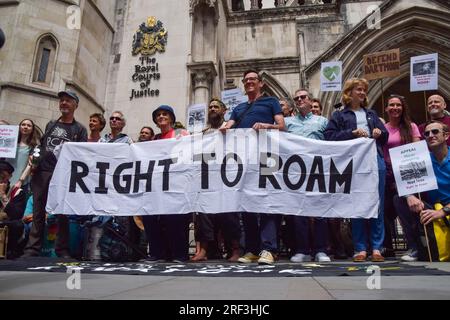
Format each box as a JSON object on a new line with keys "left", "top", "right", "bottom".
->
{"left": 187, "top": 61, "right": 217, "bottom": 105}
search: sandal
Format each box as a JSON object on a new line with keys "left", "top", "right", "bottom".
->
{"left": 353, "top": 252, "right": 367, "bottom": 262}
{"left": 371, "top": 251, "right": 385, "bottom": 262}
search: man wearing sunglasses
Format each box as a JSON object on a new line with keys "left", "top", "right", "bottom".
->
{"left": 419, "top": 95, "right": 450, "bottom": 146}
{"left": 394, "top": 121, "right": 450, "bottom": 261}
{"left": 23, "top": 90, "right": 87, "bottom": 259}
{"left": 99, "top": 111, "right": 134, "bottom": 144}
{"left": 285, "top": 89, "right": 331, "bottom": 263}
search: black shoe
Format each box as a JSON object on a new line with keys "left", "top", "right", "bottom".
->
{"left": 333, "top": 251, "right": 348, "bottom": 260}
{"left": 57, "top": 251, "right": 72, "bottom": 259}
{"left": 382, "top": 248, "right": 396, "bottom": 258}
{"left": 140, "top": 255, "right": 165, "bottom": 263}
{"left": 21, "top": 251, "right": 40, "bottom": 258}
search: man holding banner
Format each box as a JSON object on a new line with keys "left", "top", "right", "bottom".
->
{"left": 221, "top": 69, "right": 285, "bottom": 265}
{"left": 24, "top": 91, "right": 87, "bottom": 258}
{"left": 285, "top": 89, "right": 331, "bottom": 263}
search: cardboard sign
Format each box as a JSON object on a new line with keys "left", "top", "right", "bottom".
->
{"left": 363, "top": 48, "right": 400, "bottom": 80}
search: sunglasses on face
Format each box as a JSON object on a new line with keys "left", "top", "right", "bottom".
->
{"left": 294, "top": 95, "right": 307, "bottom": 101}
{"left": 110, "top": 117, "right": 122, "bottom": 121}
{"left": 424, "top": 129, "right": 442, "bottom": 137}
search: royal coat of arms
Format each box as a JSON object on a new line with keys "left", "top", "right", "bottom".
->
{"left": 132, "top": 16, "right": 168, "bottom": 56}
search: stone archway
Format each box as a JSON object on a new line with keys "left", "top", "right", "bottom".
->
{"left": 259, "top": 70, "right": 292, "bottom": 100}
{"left": 319, "top": 6, "right": 450, "bottom": 119}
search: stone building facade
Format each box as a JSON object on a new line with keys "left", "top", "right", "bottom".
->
{"left": 0, "top": 0, "right": 448, "bottom": 137}
{"left": 0, "top": 0, "right": 115, "bottom": 132}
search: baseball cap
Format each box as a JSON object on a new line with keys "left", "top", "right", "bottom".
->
{"left": 58, "top": 90, "right": 79, "bottom": 104}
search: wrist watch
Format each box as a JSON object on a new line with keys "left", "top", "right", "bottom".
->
{"left": 443, "top": 206, "right": 450, "bottom": 216}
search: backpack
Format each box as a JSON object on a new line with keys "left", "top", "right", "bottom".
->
{"left": 97, "top": 216, "right": 147, "bottom": 262}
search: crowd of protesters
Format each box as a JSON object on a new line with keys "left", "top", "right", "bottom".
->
{"left": 0, "top": 69, "right": 449, "bottom": 264}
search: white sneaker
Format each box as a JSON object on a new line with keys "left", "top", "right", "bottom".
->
{"left": 315, "top": 252, "right": 331, "bottom": 262}
{"left": 290, "top": 253, "right": 311, "bottom": 263}
{"left": 257, "top": 250, "right": 275, "bottom": 265}
{"left": 401, "top": 249, "right": 418, "bottom": 262}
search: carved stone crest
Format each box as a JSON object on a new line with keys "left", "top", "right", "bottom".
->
{"left": 132, "top": 16, "right": 168, "bottom": 56}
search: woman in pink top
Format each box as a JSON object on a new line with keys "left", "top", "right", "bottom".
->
{"left": 382, "top": 95, "right": 420, "bottom": 256}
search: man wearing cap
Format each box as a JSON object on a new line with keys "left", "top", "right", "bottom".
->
{"left": 23, "top": 90, "right": 87, "bottom": 258}
{"left": 0, "top": 160, "right": 27, "bottom": 258}
{"left": 142, "top": 105, "right": 190, "bottom": 262}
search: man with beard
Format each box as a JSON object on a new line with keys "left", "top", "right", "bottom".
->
{"left": 419, "top": 95, "right": 450, "bottom": 146}
{"left": 191, "top": 98, "right": 241, "bottom": 262}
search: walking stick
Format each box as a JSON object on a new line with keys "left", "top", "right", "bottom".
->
{"left": 418, "top": 193, "right": 433, "bottom": 262}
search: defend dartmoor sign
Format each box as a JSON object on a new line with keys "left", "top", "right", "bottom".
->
{"left": 47, "top": 130, "right": 380, "bottom": 218}
{"left": 363, "top": 48, "right": 400, "bottom": 81}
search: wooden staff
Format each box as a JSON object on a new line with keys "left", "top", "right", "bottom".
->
{"left": 424, "top": 92, "right": 428, "bottom": 123}
{"left": 418, "top": 193, "right": 433, "bottom": 262}
{"left": 380, "top": 79, "right": 385, "bottom": 120}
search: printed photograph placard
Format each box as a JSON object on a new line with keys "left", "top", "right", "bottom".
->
{"left": 0, "top": 125, "right": 19, "bottom": 158}
{"left": 187, "top": 103, "right": 207, "bottom": 133}
{"left": 389, "top": 140, "right": 438, "bottom": 197}
{"left": 410, "top": 53, "right": 438, "bottom": 92}
{"left": 221, "top": 88, "right": 248, "bottom": 121}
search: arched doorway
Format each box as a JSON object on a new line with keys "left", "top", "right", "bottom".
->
{"left": 372, "top": 76, "right": 446, "bottom": 124}
{"left": 316, "top": 6, "right": 450, "bottom": 119}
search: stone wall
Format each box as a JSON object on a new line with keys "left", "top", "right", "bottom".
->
{"left": 0, "top": 0, "right": 115, "bottom": 130}
{"left": 104, "top": 0, "right": 191, "bottom": 139}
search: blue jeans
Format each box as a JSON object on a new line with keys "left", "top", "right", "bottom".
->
{"left": 352, "top": 153, "right": 386, "bottom": 252}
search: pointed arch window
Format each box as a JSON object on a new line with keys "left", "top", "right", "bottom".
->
{"left": 32, "top": 35, "right": 58, "bottom": 85}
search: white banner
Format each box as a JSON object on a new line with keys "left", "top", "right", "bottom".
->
{"left": 389, "top": 141, "right": 438, "bottom": 197}
{"left": 320, "top": 61, "right": 342, "bottom": 92}
{"left": 0, "top": 125, "right": 19, "bottom": 158}
{"left": 410, "top": 53, "right": 438, "bottom": 92}
{"left": 47, "top": 130, "right": 380, "bottom": 218}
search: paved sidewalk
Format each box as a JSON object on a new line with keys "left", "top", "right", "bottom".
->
{"left": 0, "top": 261, "right": 449, "bottom": 300}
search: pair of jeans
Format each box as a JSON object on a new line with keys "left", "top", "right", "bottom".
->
{"left": 352, "top": 153, "right": 386, "bottom": 252}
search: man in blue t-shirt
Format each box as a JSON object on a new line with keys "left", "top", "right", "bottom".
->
{"left": 221, "top": 69, "right": 285, "bottom": 265}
